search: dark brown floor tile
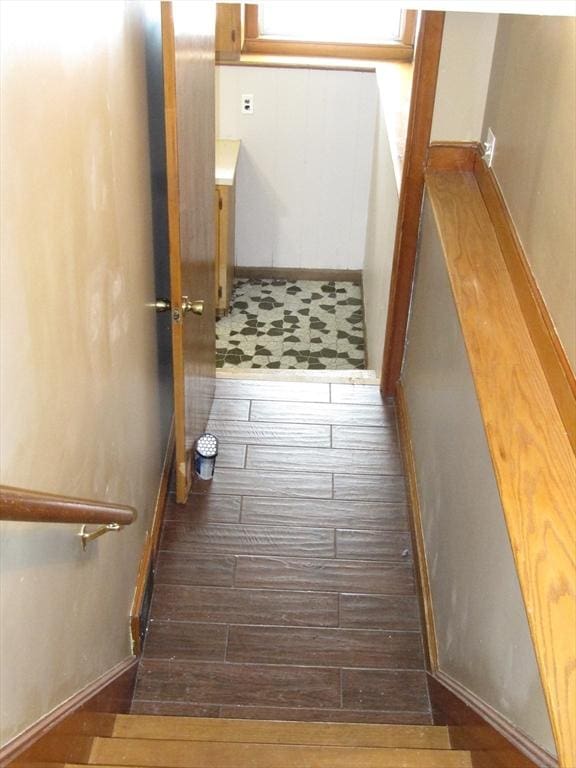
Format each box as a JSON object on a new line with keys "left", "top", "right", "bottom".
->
{"left": 215, "top": 443, "right": 246, "bottom": 468}
{"left": 207, "top": 419, "right": 331, "bottom": 447}
{"left": 164, "top": 495, "right": 241, "bottom": 524}
{"left": 154, "top": 550, "right": 235, "bottom": 587}
{"left": 332, "top": 425, "right": 398, "bottom": 451}
{"left": 209, "top": 398, "right": 251, "bottom": 421}
{"left": 330, "top": 384, "right": 387, "bottom": 405}
{"left": 144, "top": 621, "right": 227, "bottom": 661}
{"left": 215, "top": 379, "right": 331, "bottom": 402}
{"left": 130, "top": 701, "right": 220, "bottom": 717}
{"left": 234, "top": 556, "right": 415, "bottom": 595}
{"left": 336, "top": 530, "right": 412, "bottom": 561}
{"left": 218, "top": 706, "right": 433, "bottom": 725}
{"left": 135, "top": 659, "right": 341, "bottom": 708}
{"left": 195, "top": 468, "right": 333, "bottom": 498}
{"left": 342, "top": 669, "right": 430, "bottom": 712}
{"left": 339, "top": 594, "right": 422, "bottom": 631}
{"left": 227, "top": 626, "right": 424, "bottom": 669}
{"left": 161, "top": 522, "right": 335, "bottom": 558}
{"left": 246, "top": 445, "right": 403, "bottom": 475}
{"left": 250, "top": 400, "right": 395, "bottom": 428}
{"left": 334, "top": 474, "right": 407, "bottom": 503}
{"left": 150, "top": 584, "right": 339, "bottom": 627}
{"left": 241, "top": 497, "right": 409, "bottom": 531}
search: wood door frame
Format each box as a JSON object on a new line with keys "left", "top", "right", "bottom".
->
{"left": 380, "top": 11, "right": 445, "bottom": 395}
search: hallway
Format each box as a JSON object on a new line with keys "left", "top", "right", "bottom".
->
{"left": 132, "top": 378, "right": 431, "bottom": 723}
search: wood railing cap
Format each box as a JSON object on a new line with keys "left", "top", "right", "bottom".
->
{"left": 0, "top": 485, "right": 137, "bottom": 526}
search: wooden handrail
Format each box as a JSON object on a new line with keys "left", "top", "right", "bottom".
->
{"left": 0, "top": 486, "right": 136, "bottom": 526}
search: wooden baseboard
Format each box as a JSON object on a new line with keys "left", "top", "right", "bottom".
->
{"left": 2, "top": 657, "right": 137, "bottom": 766}
{"left": 234, "top": 266, "right": 362, "bottom": 283}
{"left": 394, "top": 381, "right": 438, "bottom": 672}
{"left": 429, "top": 671, "right": 557, "bottom": 768}
{"left": 427, "top": 141, "right": 480, "bottom": 172}
{"left": 130, "top": 419, "right": 175, "bottom": 655}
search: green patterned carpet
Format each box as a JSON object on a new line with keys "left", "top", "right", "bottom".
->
{"left": 216, "top": 278, "right": 365, "bottom": 370}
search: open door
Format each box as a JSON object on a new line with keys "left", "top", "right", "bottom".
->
{"left": 162, "top": 2, "right": 216, "bottom": 503}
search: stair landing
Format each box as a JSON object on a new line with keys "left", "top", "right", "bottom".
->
{"left": 132, "top": 379, "right": 430, "bottom": 723}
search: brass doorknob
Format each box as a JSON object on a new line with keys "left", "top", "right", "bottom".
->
{"left": 154, "top": 298, "right": 171, "bottom": 313}
{"left": 182, "top": 297, "right": 204, "bottom": 316}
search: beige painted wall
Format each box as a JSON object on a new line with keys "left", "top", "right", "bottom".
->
{"left": 0, "top": 1, "right": 164, "bottom": 746}
{"left": 403, "top": 198, "right": 555, "bottom": 755}
{"left": 431, "top": 12, "right": 499, "bottom": 142}
{"left": 482, "top": 14, "right": 576, "bottom": 370}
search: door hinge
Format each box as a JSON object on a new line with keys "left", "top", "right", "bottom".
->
{"left": 218, "top": 286, "right": 223, "bottom": 298}
{"left": 218, "top": 196, "right": 223, "bottom": 211}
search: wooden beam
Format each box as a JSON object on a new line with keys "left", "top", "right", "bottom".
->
{"left": 381, "top": 12, "right": 445, "bottom": 395}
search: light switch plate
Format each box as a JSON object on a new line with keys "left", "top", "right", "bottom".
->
{"left": 241, "top": 94, "right": 254, "bottom": 114}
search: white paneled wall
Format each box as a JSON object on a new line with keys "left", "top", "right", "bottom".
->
{"left": 217, "top": 66, "right": 378, "bottom": 269}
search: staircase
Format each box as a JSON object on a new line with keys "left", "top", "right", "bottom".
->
{"left": 16, "top": 714, "right": 478, "bottom": 767}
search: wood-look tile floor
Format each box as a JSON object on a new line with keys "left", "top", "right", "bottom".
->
{"left": 132, "top": 379, "right": 431, "bottom": 724}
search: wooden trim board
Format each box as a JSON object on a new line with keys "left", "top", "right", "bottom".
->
{"left": 381, "top": 12, "right": 445, "bottom": 395}
{"left": 130, "top": 420, "right": 175, "bottom": 655}
{"left": 394, "top": 381, "right": 439, "bottom": 673}
{"left": 429, "top": 672, "right": 556, "bottom": 768}
{"left": 425, "top": 169, "right": 576, "bottom": 767}
{"left": 2, "top": 658, "right": 137, "bottom": 767}
{"left": 397, "top": 380, "right": 556, "bottom": 768}
{"left": 472, "top": 152, "right": 576, "bottom": 453}
{"left": 234, "top": 266, "right": 362, "bottom": 283}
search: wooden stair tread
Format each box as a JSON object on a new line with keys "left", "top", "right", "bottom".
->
{"left": 110, "top": 714, "right": 452, "bottom": 749}
{"left": 87, "top": 736, "right": 473, "bottom": 768}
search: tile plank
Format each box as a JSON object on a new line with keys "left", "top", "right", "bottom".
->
{"left": 216, "top": 443, "right": 246, "bottom": 469}
{"left": 209, "top": 398, "right": 251, "bottom": 421}
{"left": 241, "top": 497, "right": 409, "bottom": 531}
{"left": 250, "top": 400, "right": 395, "bottom": 428}
{"left": 161, "top": 522, "right": 335, "bottom": 558}
{"left": 215, "top": 379, "right": 330, "bottom": 402}
{"left": 207, "top": 419, "right": 331, "bottom": 447}
{"left": 330, "top": 384, "right": 388, "bottom": 405}
{"left": 195, "top": 468, "right": 333, "bottom": 499}
{"left": 334, "top": 474, "right": 407, "bottom": 503}
{"left": 154, "top": 550, "right": 235, "bottom": 587}
{"left": 144, "top": 622, "right": 227, "bottom": 661}
{"left": 135, "top": 659, "right": 341, "bottom": 708}
{"left": 235, "top": 556, "right": 415, "bottom": 595}
{"left": 130, "top": 701, "right": 220, "bottom": 717}
{"left": 339, "top": 594, "right": 422, "bottom": 632}
{"left": 342, "top": 669, "right": 430, "bottom": 713}
{"left": 150, "top": 584, "right": 339, "bottom": 627}
{"left": 246, "top": 445, "right": 403, "bottom": 475}
{"left": 165, "top": 495, "right": 241, "bottom": 524}
{"left": 218, "top": 706, "right": 433, "bottom": 725}
{"left": 336, "top": 530, "right": 412, "bottom": 561}
{"left": 332, "top": 425, "right": 398, "bottom": 451}
{"left": 227, "top": 626, "right": 424, "bottom": 669}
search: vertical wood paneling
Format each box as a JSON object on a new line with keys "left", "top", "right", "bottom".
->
{"left": 216, "top": 66, "right": 377, "bottom": 269}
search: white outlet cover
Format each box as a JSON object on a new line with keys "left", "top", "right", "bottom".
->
{"left": 241, "top": 94, "right": 254, "bottom": 114}
{"left": 483, "top": 127, "right": 496, "bottom": 167}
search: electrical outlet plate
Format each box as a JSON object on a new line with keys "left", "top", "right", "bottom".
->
{"left": 241, "top": 94, "right": 254, "bottom": 114}
{"left": 483, "top": 127, "right": 496, "bottom": 167}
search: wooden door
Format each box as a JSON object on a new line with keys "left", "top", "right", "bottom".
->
{"left": 162, "top": 1, "right": 216, "bottom": 503}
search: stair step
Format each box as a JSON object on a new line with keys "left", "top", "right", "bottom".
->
{"left": 87, "top": 736, "right": 474, "bottom": 768}
{"left": 110, "top": 715, "right": 452, "bottom": 749}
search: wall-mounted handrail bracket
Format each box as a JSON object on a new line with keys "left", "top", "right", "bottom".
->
{"left": 78, "top": 522, "right": 122, "bottom": 550}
